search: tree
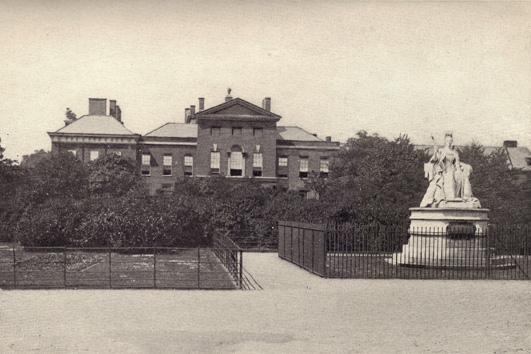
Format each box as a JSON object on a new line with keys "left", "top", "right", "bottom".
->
{"left": 65, "top": 108, "right": 77, "bottom": 121}
{"left": 323, "top": 131, "right": 428, "bottom": 224}
{"left": 22, "top": 152, "right": 89, "bottom": 204}
{"left": 88, "top": 154, "right": 144, "bottom": 196}
{"left": 20, "top": 149, "right": 51, "bottom": 168}
{"left": 0, "top": 138, "right": 25, "bottom": 241}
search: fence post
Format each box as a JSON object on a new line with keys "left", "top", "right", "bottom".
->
{"left": 108, "top": 247, "right": 112, "bottom": 289}
{"left": 64, "top": 246, "right": 67, "bottom": 289}
{"left": 239, "top": 250, "right": 243, "bottom": 290}
{"left": 12, "top": 246, "right": 16, "bottom": 289}
{"left": 197, "top": 248, "right": 201, "bottom": 289}
{"left": 486, "top": 227, "right": 491, "bottom": 279}
{"left": 153, "top": 246, "right": 157, "bottom": 289}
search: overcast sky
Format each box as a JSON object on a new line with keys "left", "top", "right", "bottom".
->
{"left": 1, "top": 0, "right": 529, "bottom": 161}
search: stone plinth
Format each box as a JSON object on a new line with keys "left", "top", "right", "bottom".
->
{"left": 390, "top": 207, "right": 514, "bottom": 269}
{"left": 409, "top": 207, "right": 490, "bottom": 233}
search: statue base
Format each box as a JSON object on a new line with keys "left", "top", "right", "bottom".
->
{"left": 389, "top": 207, "right": 515, "bottom": 269}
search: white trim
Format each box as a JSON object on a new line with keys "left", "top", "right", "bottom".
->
{"left": 277, "top": 145, "right": 339, "bottom": 151}
{"left": 140, "top": 141, "right": 197, "bottom": 146}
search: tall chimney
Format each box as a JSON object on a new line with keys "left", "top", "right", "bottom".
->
{"left": 190, "top": 105, "right": 196, "bottom": 117}
{"left": 198, "top": 98, "right": 205, "bottom": 111}
{"left": 109, "top": 100, "right": 117, "bottom": 118}
{"left": 116, "top": 105, "right": 122, "bottom": 123}
{"left": 262, "top": 97, "right": 271, "bottom": 111}
{"left": 185, "top": 108, "right": 191, "bottom": 123}
{"left": 88, "top": 98, "right": 107, "bottom": 115}
{"left": 326, "top": 136, "right": 331, "bottom": 142}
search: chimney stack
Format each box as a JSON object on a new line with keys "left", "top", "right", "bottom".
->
{"left": 262, "top": 97, "right": 271, "bottom": 111}
{"left": 326, "top": 136, "right": 332, "bottom": 142}
{"left": 225, "top": 88, "right": 232, "bottom": 102}
{"left": 190, "top": 105, "right": 196, "bottom": 117}
{"left": 185, "top": 108, "right": 191, "bottom": 123}
{"left": 109, "top": 100, "right": 117, "bottom": 118}
{"left": 503, "top": 140, "right": 518, "bottom": 148}
{"left": 198, "top": 98, "right": 205, "bottom": 111}
{"left": 116, "top": 105, "right": 122, "bottom": 123}
{"left": 88, "top": 98, "right": 107, "bottom": 115}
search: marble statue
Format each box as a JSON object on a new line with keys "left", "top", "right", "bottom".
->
{"left": 420, "top": 132, "right": 480, "bottom": 208}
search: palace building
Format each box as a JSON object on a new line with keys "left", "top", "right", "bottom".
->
{"left": 48, "top": 92, "right": 340, "bottom": 195}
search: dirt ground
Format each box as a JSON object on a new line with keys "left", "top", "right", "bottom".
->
{"left": 1, "top": 253, "right": 530, "bottom": 353}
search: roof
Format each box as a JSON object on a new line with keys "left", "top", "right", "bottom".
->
{"left": 276, "top": 126, "right": 323, "bottom": 142}
{"left": 144, "top": 123, "right": 198, "bottom": 138}
{"left": 53, "top": 115, "right": 136, "bottom": 136}
{"left": 506, "top": 147, "right": 531, "bottom": 171}
{"left": 194, "top": 98, "right": 281, "bottom": 121}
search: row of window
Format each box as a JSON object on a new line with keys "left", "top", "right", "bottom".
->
{"left": 68, "top": 150, "right": 121, "bottom": 161}
{"left": 140, "top": 153, "right": 329, "bottom": 178}
{"left": 210, "top": 152, "right": 329, "bottom": 178}
{"left": 210, "top": 127, "right": 263, "bottom": 137}
{"left": 141, "top": 154, "right": 193, "bottom": 176}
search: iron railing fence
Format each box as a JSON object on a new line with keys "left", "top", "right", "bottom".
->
{"left": 278, "top": 221, "right": 530, "bottom": 280}
{"left": 212, "top": 230, "right": 263, "bottom": 290}
{"left": 212, "top": 230, "right": 243, "bottom": 289}
{"left": 0, "top": 246, "right": 241, "bottom": 290}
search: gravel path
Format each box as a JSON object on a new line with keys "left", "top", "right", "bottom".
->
{"left": 1, "top": 252, "right": 530, "bottom": 353}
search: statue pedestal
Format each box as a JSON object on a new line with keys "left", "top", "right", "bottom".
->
{"left": 391, "top": 207, "right": 513, "bottom": 269}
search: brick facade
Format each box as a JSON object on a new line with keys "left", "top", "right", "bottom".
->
{"left": 49, "top": 96, "right": 340, "bottom": 196}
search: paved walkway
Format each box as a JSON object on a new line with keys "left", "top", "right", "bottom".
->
{"left": 1, "top": 253, "right": 530, "bottom": 353}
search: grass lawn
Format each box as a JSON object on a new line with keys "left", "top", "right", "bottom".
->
{"left": 0, "top": 246, "right": 237, "bottom": 289}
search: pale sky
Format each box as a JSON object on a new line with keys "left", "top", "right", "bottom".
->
{"left": 1, "top": 0, "right": 530, "bottom": 161}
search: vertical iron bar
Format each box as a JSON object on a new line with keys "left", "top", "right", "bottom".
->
{"left": 64, "top": 246, "right": 67, "bottom": 289}
{"left": 239, "top": 250, "right": 243, "bottom": 290}
{"left": 153, "top": 246, "right": 157, "bottom": 289}
{"left": 13, "top": 246, "right": 16, "bottom": 289}
{"left": 108, "top": 247, "right": 112, "bottom": 289}
{"left": 311, "top": 229, "right": 315, "bottom": 273}
{"left": 197, "top": 248, "right": 201, "bottom": 289}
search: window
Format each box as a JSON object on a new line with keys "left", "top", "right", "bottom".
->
{"left": 230, "top": 151, "right": 243, "bottom": 176}
{"left": 299, "top": 157, "right": 309, "bottom": 179}
{"left": 90, "top": 151, "right": 99, "bottom": 161}
{"left": 253, "top": 153, "right": 263, "bottom": 177}
{"left": 277, "top": 156, "right": 288, "bottom": 178}
{"left": 299, "top": 190, "right": 308, "bottom": 199}
{"left": 253, "top": 128, "right": 263, "bottom": 137}
{"left": 320, "top": 157, "right": 329, "bottom": 178}
{"left": 210, "top": 151, "right": 220, "bottom": 174}
{"left": 163, "top": 154, "right": 172, "bottom": 176}
{"left": 232, "top": 127, "right": 242, "bottom": 136}
{"left": 526, "top": 157, "right": 531, "bottom": 167}
{"left": 141, "top": 154, "right": 151, "bottom": 176}
{"left": 210, "top": 126, "right": 221, "bottom": 135}
{"left": 68, "top": 149, "right": 77, "bottom": 157}
{"left": 184, "top": 155, "right": 193, "bottom": 176}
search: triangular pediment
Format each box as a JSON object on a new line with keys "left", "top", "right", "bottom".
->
{"left": 195, "top": 98, "right": 281, "bottom": 120}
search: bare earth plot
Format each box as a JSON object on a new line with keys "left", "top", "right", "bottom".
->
{"left": 1, "top": 252, "right": 530, "bottom": 354}
{"left": 0, "top": 247, "right": 236, "bottom": 290}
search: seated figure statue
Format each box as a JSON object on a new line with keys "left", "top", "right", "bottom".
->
{"left": 420, "top": 132, "right": 481, "bottom": 208}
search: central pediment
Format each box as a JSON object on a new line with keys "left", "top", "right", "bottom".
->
{"left": 194, "top": 98, "right": 281, "bottom": 122}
